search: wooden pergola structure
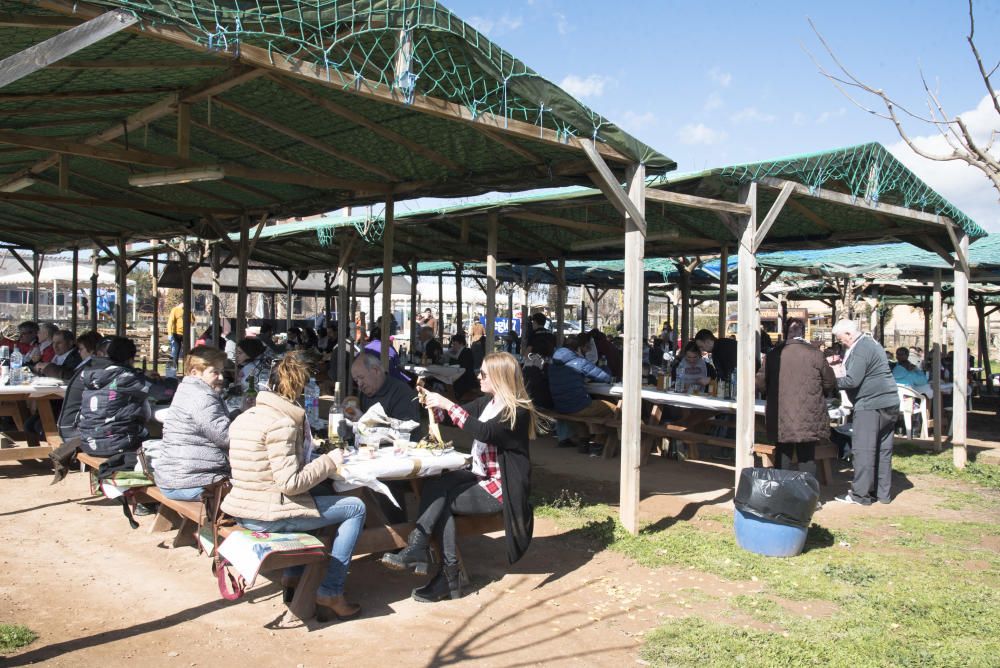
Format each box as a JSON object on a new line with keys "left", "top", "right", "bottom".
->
{"left": 0, "top": 0, "right": 672, "bottom": 402}
{"left": 182, "top": 143, "right": 986, "bottom": 532}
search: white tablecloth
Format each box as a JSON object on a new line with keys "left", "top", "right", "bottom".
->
{"left": 404, "top": 364, "right": 466, "bottom": 385}
{"left": 586, "top": 382, "right": 765, "bottom": 415}
{"left": 333, "top": 449, "right": 470, "bottom": 506}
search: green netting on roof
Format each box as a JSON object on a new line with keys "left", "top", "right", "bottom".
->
{"left": 83, "top": 0, "right": 672, "bottom": 169}
{"left": 713, "top": 143, "right": 984, "bottom": 240}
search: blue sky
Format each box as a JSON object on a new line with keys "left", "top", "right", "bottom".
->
{"left": 437, "top": 0, "right": 1000, "bottom": 232}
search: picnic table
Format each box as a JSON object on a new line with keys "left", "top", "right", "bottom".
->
{"left": 0, "top": 381, "right": 65, "bottom": 462}
{"left": 585, "top": 382, "right": 765, "bottom": 415}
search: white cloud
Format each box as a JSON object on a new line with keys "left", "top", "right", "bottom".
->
{"left": 678, "top": 123, "right": 728, "bottom": 146}
{"left": 709, "top": 67, "right": 732, "bottom": 87}
{"left": 704, "top": 91, "right": 723, "bottom": 112}
{"left": 792, "top": 111, "right": 807, "bottom": 126}
{"left": 467, "top": 14, "right": 522, "bottom": 35}
{"left": 554, "top": 11, "right": 571, "bottom": 35}
{"left": 816, "top": 107, "right": 847, "bottom": 124}
{"left": 620, "top": 111, "right": 657, "bottom": 134}
{"left": 559, "top": 74, "right": 612, "bottom": 99}
{"left": 887, "top": 94, "right": 1000, "bottom": 232}
{"left": 731, "top": 106, "right": 776, "bottom": 123}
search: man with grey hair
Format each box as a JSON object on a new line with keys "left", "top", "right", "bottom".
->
{"left": 830, "top": 319, "right": 899, "bottom": 505}
{"left": 350, "top": 351, "right": 423, "bottom": 440}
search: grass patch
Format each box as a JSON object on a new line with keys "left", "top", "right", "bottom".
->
{"left": 936, "top": 489, "right": 992, "bottom": 511}
{"left": 0, "top": 624, "right": 36, "bottom": 653}
{"left": 893, "top": 442, "right": 1000, "bottom": 490}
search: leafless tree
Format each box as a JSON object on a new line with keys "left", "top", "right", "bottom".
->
{"left": 808, "top": 0, "right": 999, "bottom": 198}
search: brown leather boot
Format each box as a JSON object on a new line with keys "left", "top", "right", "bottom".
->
{"left": 315, "top": 594, "right": 361, "bottom": 622}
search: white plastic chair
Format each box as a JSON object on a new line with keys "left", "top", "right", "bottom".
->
{"left": 897, "top": 385, "right": 929, "bottom": 439}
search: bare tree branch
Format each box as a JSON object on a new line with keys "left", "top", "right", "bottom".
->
{"left": 807, "top": 8, "right": 1000, "bottom": 201}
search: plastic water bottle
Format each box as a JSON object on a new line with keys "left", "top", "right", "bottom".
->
{"left": 9, "top": 349, "right": 23, "bottom": 385}
{"left": 304, "top": 377, "right": 320, "bottom": 426}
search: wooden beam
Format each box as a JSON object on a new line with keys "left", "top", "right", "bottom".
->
{"left": 211, "top": 97, "right": 398, "bottom": 180}
{"left": 486, "top": 211, "right": 498, "bottom": 353}
{"left": 471, "top": 126, "right": 544, "bottom": 163}
{"left": 758, "top": 177, "right": 956, "bottom": 229}
{"left": 57, "top": 153, "right": 69, "bottom": 192}
{"left": 753, "top": 180, "right": 795, "bottom": 251}
{"left": 0, "top": 10, "right": 138, "bottom": 88}
{"left": 0, "top": 14, "right": 83, "bottom": 28}
{"left": 190, "top": 119, "right": 324, "bottom": 175}
{"left": 266, "top": 75, "right": 461, "bottom": 172}
{"left": 583, "top": 141, "right": 647, "bottom": 235}
{"left": 0, "top": 87, "right": 178, "bottom": 102}
{"left": 0, "top": 190, "right": 241, "bottom": 216}
{"left": 932, "top": 270, "right": 943, "bottom": 451}
{"left": 0, "top": 65, "right": 266, "bottom": 189}
{"left": 620, "top": 163, "right": 645, "bottom": 535}
{"left": 50, "top": 58, "right": 222, "bottom": 69}
{"left": 946, "top": 223, "right": 971, "bottom": 276}
{"left": 646, "top": 187, "right": 752, "bottom": 217}
{"left": 33, "top": 0, "right": 635, "bottom": 165}
{"left": 503, "top": 209, "right": 621, "bottom": 234}
{"left": 922, "top": 236, "right": 958, "bottom": 269}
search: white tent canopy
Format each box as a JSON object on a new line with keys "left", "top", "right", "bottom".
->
{"left": 0, "top": 264, "right": 132, "bottom": 288}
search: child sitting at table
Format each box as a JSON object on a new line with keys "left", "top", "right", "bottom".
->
{"left": 156, "top": 346, "right": 233, "bottom": 501}
{"left": 674, "top": 341, "right": 710, "bottom": 392}
{"left": 380, "top": 352, "right": 540, "bottom": 602}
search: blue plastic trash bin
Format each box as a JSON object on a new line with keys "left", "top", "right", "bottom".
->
{"left": 733, "top": 508, "right": 808, "bottom": 557}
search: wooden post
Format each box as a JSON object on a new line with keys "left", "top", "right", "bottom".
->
{"left": 286, "top": 270, "right": 294, "bottom": 332}
{"left": 323, "top": 272, "right": 332, "bottom": 325}
{"left": 932, "top": 271, "right": 943, "bottom": 451}
{"left": 70, "top": 247, "right": 79, "bottom": 333}
{"left": 507, "top": 291, "right": 514, "bottom": 338}
{"left": 368, "top": 276, "right": 378, "bottom": 337}
{"left": 437, "top": 272, "right": 444, "bottom": 340}
{"left": 486, "top": 212, "right": 498, "bottom": 352}
{"left": 180, "top": 250, "right": 193, "bottom": 358}
{"left": 642, "top": 277, "right": 650, "bottom": 342}
{"left": 679, "top": 264, "right": 691, "bottom": 344}
{"left": 211, "top": 244, "right": 222, "bottom": 350}
{"left": 152, "top": 251, "right": 159, "bottom": 367}
{"left": 520, "top": 266, "right": 529, "bottom": 345}
{"left": 454, "top": 261, "right": 464, "bottom": 336}
{"left": 620, "top": 163, "right": 646, "bottom": 535}
{"left": 31, "top": 251, "right": 40, "bottom": 323}
{"left": 952, "top": 232, "right": 969, "bottom": 468}
{"left": 115, "top": 239, "right": 127, "bottom": 336}
{"left": 845, "top": 279, "right": 854, "bottom": 320}
{"left": 381, "top": 194, "right": 394, "bottom": 369}
{"left": 975, "top": 299, "right": 992, "bottom": 385}
{"left": 555, "top": 257, "right": 566, "bottom": 346}
{"left": 735, "top": 183, "right": 758, "bottom": 487}
{"left": 717, "top": 246, "right": 729, "bottom": 336}
{"left": 409, "top": 262, "right": 418, "bottom": 352}
{"left": 336, "top": 253, "right": 350, "bottom": 400}
{"left": 593, "top": 287, "right": 601, "bottom": 330}
{"left": 235, "top": 216, "right": 249, "bottom": 340}
{"left": 90, "top": 250, "right": 98, "bottom": 332}
{"left": 922, "top": 301, "right": 931, "bottom": 358}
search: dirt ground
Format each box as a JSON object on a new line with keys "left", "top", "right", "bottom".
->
{"left": 2, "top": 406, "right": 999, "bottom": 667}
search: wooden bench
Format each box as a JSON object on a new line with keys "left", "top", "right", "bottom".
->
{"left": 539, "top": 407, "right": 621, "bottom": 458}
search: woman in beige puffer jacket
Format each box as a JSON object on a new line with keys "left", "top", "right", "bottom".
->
{"left": 222, "top": 353, "right": 366, "bottom": 620}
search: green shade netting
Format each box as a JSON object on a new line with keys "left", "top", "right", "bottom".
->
{"left": 85, "top": 0, "right": 673, "bottom": 171}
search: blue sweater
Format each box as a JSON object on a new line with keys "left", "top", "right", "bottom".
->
{"left": 548, "top": 347, "right": 612, "bottom": 414}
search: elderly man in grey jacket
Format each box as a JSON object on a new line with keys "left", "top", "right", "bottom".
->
{"left": 155, "top": 346, "right": 234, "bottom": 500}
{"left": 831, "top": 320, "right": 900, "bottom": 505}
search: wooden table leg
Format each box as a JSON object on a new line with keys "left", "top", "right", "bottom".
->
{"left": 35, "top": 397, "right": 62, "bottom": 446}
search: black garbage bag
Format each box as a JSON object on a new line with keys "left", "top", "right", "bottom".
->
{"left": 735, "top": 467, "right": 820, "bottom": 529}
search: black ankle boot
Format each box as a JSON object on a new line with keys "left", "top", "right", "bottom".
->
{"left": 412, "top": 564, "right": 462, "bottom": 603}
{"left": 381, "top": 528, "right": 431, "bottom": 575}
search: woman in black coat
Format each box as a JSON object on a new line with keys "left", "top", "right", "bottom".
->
{"left": 381, "top": 352, "right": 540, "bottom": 602}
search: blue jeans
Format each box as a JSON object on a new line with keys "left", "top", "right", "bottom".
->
{"left": 239, "top": 491, "right": 366, "bottom": 597}
{"left": 160, "top": 486, "right": 205, "bottom": 501}
{"left": 169, "top": 334, "right": 183, "bottom": 363}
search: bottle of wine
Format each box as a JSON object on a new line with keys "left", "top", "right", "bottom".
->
{"left": 243, "top": 375, "right": 258, "bottom": 410}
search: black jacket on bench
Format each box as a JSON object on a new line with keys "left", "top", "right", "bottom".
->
{"left": 78, "top": 364, "right": 176, "bottom": 456}
{"left": 58, "top": 357, "right": 109, "bottom": 442}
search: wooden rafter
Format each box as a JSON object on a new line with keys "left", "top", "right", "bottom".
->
{"left": 0, "top": 88, "right": 179, "bottom": 102}
{"left": 211, "top": 97, "right": 399, "bottom": 181}
{"left": 34, "top": 0, "right": 636, "bottom": 165}
{"left": 0, "top": 190, "right": 241, "bottom": 216}
{"left": 266, "top": 75, "right": 461, "bottom": 172}
{"left": 504, "top": 209, "right": 621, "bottom": 234}
{"left": 645, "top": 187, "right": 751, "bottom": 217}
{"left": 49, "top": 58, "right": 223, "bottom": 69}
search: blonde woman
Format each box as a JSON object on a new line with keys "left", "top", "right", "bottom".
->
{"left": 469, "top": 320, "right": 487, "bottom": 369}
{"left": 222, "top": 353, "right": 366, "bottom": 621}
{"left": 382, "top": 352, "right": 539, "bottom": 602}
